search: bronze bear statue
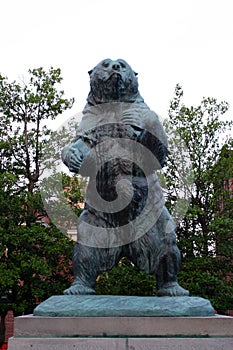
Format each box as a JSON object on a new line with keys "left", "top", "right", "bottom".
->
{"left": 62, "top": 58, "right": 189, "bottom": 297}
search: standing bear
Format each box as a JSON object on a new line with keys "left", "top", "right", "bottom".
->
{"left": 62, "top": 58, "right": 189, "bottom": 297}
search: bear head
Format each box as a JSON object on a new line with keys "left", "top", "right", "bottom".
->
{"left": 86, "top": 58, "right": 144, "bottom": 105}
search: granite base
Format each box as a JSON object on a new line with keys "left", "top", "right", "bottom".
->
{"left": 8, "top": 314, "right": 233, "bottom": 350}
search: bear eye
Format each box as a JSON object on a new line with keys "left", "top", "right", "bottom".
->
{"left": 102, "top": 61, "right": 110, "bottom": 68}
{"left": 119, "top": 61, "right": 126, "bottom": 69}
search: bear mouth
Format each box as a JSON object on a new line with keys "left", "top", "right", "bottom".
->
{"left": 107, "top": 71, "right": 123, "bottom": 81}
{"left": 104, "top": 73, "right": 126, "bottom": 99}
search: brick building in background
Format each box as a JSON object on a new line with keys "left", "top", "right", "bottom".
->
{"left": 0, "top": 310, "right": 14, "bottom": 349}
{"left": 4, "top": 311, "right": 14, "bottom": 344}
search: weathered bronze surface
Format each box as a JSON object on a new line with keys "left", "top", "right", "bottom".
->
{"left": 34, "top": 295, "right": 215, "bottom": 317}
{"left": 62, "top": 59, "right": 189, "bottom": 297}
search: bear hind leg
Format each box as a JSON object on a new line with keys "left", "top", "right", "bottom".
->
{"left": 156, "top": 245, "right": 189, "bottom": 297}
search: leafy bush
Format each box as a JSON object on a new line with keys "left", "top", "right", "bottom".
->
{"left": 0, "top": 224, "right": 74, "bottom": 315}
{"left": 96, "top": 258, "right": 156, "bottom": 296}
{"left": 178, "top": 257, "right": 233, "bottom": 314}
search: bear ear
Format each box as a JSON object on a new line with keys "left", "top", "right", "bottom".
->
{"left": 134, "top": 71, "right": 138, "bottom": 76}
{"left": 88, "top": 69, "right": 93, "bottom": 76}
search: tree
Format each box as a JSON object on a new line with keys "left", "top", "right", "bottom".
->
{"left": 163, "top": 84, "right": 232, "bottom": 258}
{"left": 210, "top": 142, "right": 233, "bottom": 260}
{"left": 0, "top": 67, "right": 76, "bottom": 318}
{"left": 0, "top": 67, "right": 74, "bottom": 221}
{"left": 162, "top": 84, "right": 233, "bottom": 312}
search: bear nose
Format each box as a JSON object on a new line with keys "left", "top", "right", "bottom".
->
{"left": 112, "top": 62, "right": 121, "bottom": 71}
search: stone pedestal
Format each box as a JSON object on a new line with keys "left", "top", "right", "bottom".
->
{"left": 8, "top": 296, "right": 233, "bottom": 349}
{"left": 8, "top": 314, "right": 233, "bottom": 349}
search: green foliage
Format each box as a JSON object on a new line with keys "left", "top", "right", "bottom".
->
{"left": 161, "top": 85, "right": 233, "bottom": 313}
{"left": 0, "top": 224, "right": 74, "bottom": 315}
{"left": 178, "top": 257, "right": 233, "bottom": 313}
{"left": 38, "top": 172, "right": 87, "bottom": 237}
{"left": 0, "top": 67, "right": 76, "bottom": 316}
{"left": 163, "top": 84, "right": 233, "bottom": 258}
{"left": 0, "top": 67, "right": 74, "bottom": 196}
{"left": 96, "top": 258, "right": 156, "bottom": 296}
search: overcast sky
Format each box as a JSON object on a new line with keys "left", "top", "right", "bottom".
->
{"left": 1, "top": 0, "right": 233, "bottom": 128}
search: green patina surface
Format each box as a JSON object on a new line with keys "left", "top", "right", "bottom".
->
{"left": 33, "top": 295, "right": 215, "bottom": 317}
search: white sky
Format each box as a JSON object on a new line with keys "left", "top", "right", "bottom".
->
{"left": 1, "top": 0, "right": 233, "bottom": 128}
